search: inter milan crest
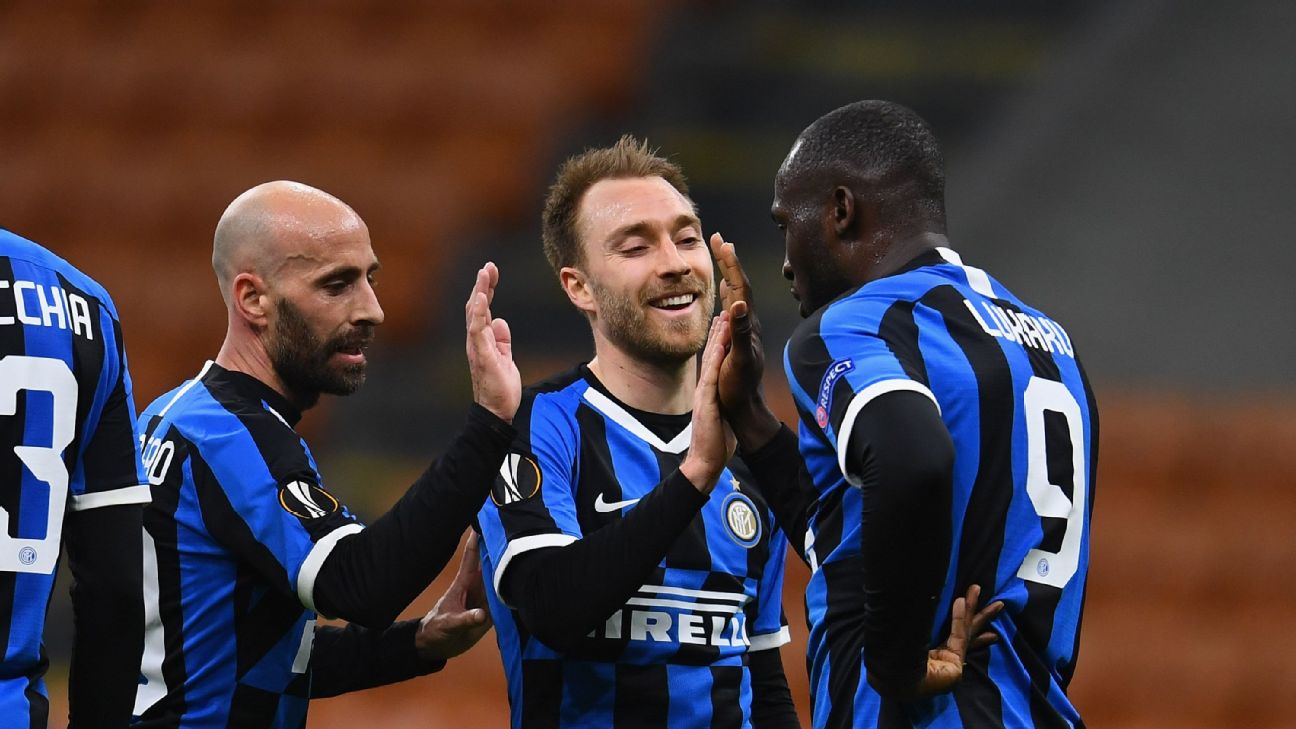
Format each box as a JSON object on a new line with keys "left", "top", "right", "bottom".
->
{"left": 722, "top": 492, "right": 761, "bottom": 548}
{"left": 493, "top": 452, "right": 542, "bottom": 506}
{"left": 278, "top": 480, "right": 340, "bottom": 520}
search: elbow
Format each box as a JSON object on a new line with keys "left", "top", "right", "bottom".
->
{"left": 515, "top": 608, "right": 590, "bottom": 653}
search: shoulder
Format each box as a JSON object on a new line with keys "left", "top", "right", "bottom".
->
{"left": 0, "top": 228, "right": 121, "bottom": 320}
{"left": 147, "top": 375, "right": 302, "bottom": 456}
{"left": 519, "top": 366, "right": 588, "bottom": 430}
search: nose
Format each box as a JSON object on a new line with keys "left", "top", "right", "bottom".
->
{"left": 357, "top": 279, "right": 385, "bottom": 326}
{"left": 782, "top": 258, "right": 794, "bottom": 281}
{"left": 656, "top": 237, "right": 693, "bottom": 278}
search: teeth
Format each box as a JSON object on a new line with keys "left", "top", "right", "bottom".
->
{"left": 656, "top": 294, "right": 694, "bottom": 307}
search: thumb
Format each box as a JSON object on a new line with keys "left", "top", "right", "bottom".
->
{"left": 438, "top": 607, "right": 489, "bottom": 629}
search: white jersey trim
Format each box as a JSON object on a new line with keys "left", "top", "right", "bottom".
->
{"left": 836, "top": 379, "right": 940, "bottom": 486}
{"left": 493, "top": 533, "right": 579, "bottom": 605}
{"left": 936, "top": 247, "right": 996, "bottom": 299}
{"left": 134, "top": 526, "right": 166, "bottom": 716}
{"left": 624, "top": 596, "right": 744, "bottom": 615}
{"left": 638, "top": 584, "right": 749, "bottom": 603}
{"left": 582, "top": 387, "right": 692, "bottom": 454}
{"left": 296, "top": 523, "right": 364, "bottom": 614}
{"left": 749, "top": 625, "right": 792, "bottom": 651}
{"left": 70, "top": 483, "right": 151, "bottom": 511}
{"left": 157, "top": 360, "right": 214, "bottom": 419}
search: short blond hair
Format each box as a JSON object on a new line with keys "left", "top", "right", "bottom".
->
{"left": 541, "top": 135, "right": 691, "bottom": 275}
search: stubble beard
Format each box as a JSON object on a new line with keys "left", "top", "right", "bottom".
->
{"left": 268, "top": 298, "right": 370, "bottom": 408}
{"left": 591, "top": 277, "right": 714, "bottom": 366}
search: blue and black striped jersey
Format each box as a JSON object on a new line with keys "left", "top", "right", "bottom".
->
{"left": 133, "top": 361, "right": 362, "bottom": 729}
{"left": 477, "top": 365, "right": 790, "bottom": 729}
{"left": 784, "top": 248, "right": 1097, "bottom": 728}
{"left": 0, "top": 229, "right": 150, "bottom": 726}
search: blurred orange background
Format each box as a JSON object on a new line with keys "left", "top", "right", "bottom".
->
{"left": 5, "top": 1, "right": 1293, "bottom": 727}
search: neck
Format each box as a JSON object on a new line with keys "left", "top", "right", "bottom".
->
{"left": 586, "top": 333, "right": 695, "bottom": 415}
{"left": 860, "top": 230, "right": 949, "bottom": 286}
{"left": 215, "top": 326, "right": 315, "bottom": 412}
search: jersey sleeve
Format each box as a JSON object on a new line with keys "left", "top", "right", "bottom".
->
{"left": 477, "top": 391, "right": 582, "bottom": 601}
{"left": 70, "top": 299, "right": 149, "bottom": 511}
{"left": 188, "top": 412, "right": 361, "bottom": 612}
{"left": 784, "top": 299, "right": 941, "bottom": 484}
{"left": 748, "top": 514, "right": 791, "bottom": 652}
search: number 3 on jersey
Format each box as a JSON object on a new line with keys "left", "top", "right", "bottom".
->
{"left": 1017, "top": 376, "right": 1087, "bottom": 589}
{"left": 0, "top": 355, "right": 77, "bottom": 574}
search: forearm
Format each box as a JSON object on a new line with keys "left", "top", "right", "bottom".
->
{"left": 741, "top": 423, "right": 816, "bottom": 562}
{"left": 728, "top": 396, "right": 783, "bottom": 454}
{"left": 849, "top": 392, "right": 954, "bottom": 701}
{"left": 314, "top": 404, "right": 514, "bottom": 627}
{"left": 309, "top": 620, "right": 445, "bottom": 697}
{"left": 65, "top": 505, "right": 145, "bottom": 727}
{"left": 749, "top": 647, "right": 801, "bottom": 729}
{"left": 504, "top": 471, "right": 708, "bottom": 650}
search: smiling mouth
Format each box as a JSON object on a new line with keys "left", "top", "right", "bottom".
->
{"left": 649, "top": 293, "right": 698, "bottom": 311}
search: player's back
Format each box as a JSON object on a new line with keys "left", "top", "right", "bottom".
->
{"left": 0, "top": 228, "right": 148, "bottom": 722}
{"left": 786, "top": 247, "right": 1097, "bottom": 728}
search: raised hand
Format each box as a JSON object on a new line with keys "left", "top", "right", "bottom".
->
{"left": 679, "top": 314, "right": 737, "bottom": 494}
{"left": 914, "top": 584, "right": 1005, "bottom": 698}
{"left": 415, "top": 531, "right": 493, "bottom": 661}
{"left": 465, "top": 262, "right": 521, "bottom": 423}
{"left": 710, "top": 233, "right": 780, "bottom": 450}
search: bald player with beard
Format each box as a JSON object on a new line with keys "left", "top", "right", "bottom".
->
{"left": 132, "top": 181, "right": 521, "bottom": 728}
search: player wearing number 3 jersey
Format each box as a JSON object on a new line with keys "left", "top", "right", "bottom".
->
{"left": 0, "top": 229, "right": 151, "bottom": 728}
{"left": 721, "top": 101, "right": 1098, "bottom": 727}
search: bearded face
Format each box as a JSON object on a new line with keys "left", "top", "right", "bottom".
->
{"left": 267, "top": 297, "right": 373, "bottom": 407}
{"left": 589, "top": 270, "right": 714, "bottom": 365}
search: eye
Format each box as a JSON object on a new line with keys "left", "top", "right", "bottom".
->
{"left": 323, "top": 280, "right": 350, "bottom": 295}
{"left": 677, "top": 236, "right": 702, "bottom": 247}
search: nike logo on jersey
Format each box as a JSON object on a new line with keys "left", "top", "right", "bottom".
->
{"left": 593, "top": 493, "right": 640, "bottom": 512}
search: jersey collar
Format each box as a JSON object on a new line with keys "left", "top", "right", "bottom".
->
{"left": 203, "top": 361, "right": 304, "bottom": 426}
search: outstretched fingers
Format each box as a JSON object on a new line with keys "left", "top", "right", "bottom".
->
{"left": 710, "top": 232, "right": 752, "bottom": 309}
{"left": 968, "top": 586, "right": 1005, "bottom": 651}
{"left": 697, "top": 314, "right": 731, "bottom": 396}
{"left": 466, "top": 265, "right": 493, "bottom": 334}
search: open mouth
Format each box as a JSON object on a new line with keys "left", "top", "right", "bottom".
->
{"left": 649, "top": 293, "right": 698, "bottom": 311}
{"left": 333, "top": 340, "right": 371, "bottom": 362}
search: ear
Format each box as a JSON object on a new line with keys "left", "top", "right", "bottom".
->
{"left": 830, "top": 186, "right": 857, "bottom": 236}
{"left": 559, "top": 266, "right": 596, "bottom": 317}
{"left": 231, "top": 272, "right": 271, "bottom": 328}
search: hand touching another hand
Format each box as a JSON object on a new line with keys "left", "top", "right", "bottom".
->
{"left": 465, "top": 262, "right": 521, "bottom": 423}
{"left": 415, "top": 531, "right": 493, "bottom": 662}
{"left": 709, "top": 233, "right": 781, "bottom": 451}
{"left": 679, "top": 314, "right": 737, "bottom": 494}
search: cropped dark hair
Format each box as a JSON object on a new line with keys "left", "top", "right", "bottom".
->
{"left": 792, "top": 100, "right": 946, "bottom": 224}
